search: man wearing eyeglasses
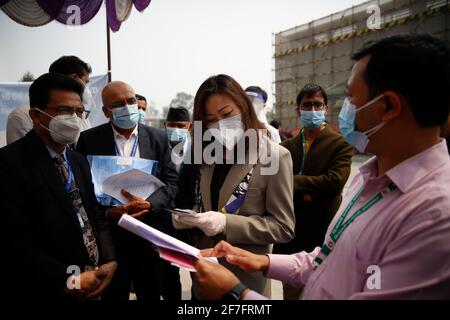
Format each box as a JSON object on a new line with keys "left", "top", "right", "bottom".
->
{"left": 273, "top": 83, "right": 354, "bottom": 300}
{"left": 76, "top": 81, "right": 178, "bottom": 300}
{"left": 0, "top": 73, "right": 117, "bottom": 300}
{"left": 6, "top": 56, "right": 93, "bottom": 145}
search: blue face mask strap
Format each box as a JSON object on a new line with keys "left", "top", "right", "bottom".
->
{"left": 356, "top": 94, "right": 385, "bottom": 113}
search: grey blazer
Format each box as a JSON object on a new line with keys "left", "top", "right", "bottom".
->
{"left": 191, "top": 141, "right": 295, "bottom": 296}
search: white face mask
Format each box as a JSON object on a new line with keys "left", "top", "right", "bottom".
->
{"left": 208, "top": 113, "right": 245, "bottom": 150}
{"left": 37, "top": 109, "right": 81, "bottom": 145}
{"left": 82, "top": 85, "right": 92, "bottom": 105}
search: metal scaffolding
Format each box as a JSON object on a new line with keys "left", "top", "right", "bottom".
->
{"left": 272, "top": 0, "right": 450, "bottom": 130}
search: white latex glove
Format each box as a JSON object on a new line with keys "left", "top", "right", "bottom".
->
{"left": 176, "top": 211, "right": 226, "bottom": 237}
{"left": 172, "top": 213, "right": 196, "bottom": 230}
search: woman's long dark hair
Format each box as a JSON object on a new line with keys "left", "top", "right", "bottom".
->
{"left": 192, "top": 74, "right": 267, "bottom": 152}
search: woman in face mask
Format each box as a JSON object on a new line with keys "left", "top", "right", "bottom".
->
{"left": 172, "top": 74, "right": 295, "bottom": 298}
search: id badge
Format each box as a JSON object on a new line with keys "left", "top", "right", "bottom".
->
{"left": 76, "top": 212, "right": 85, "bottom": 229}
{"left": 117, "top": 157, "right": 133, "bottom": 166}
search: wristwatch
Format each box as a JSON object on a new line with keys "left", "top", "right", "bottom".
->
{"left": 222, "top": 282, "right": 248, "bottom": 300}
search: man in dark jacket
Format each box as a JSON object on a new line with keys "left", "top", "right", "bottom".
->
{"left": 274, "top": 83, "right": 353, "bottom": 299}
{"left": 0, "top": 73, "right": 117, "bottom": 300}
{"left": 76, "top": 81, "right": 178, "bottom": 300}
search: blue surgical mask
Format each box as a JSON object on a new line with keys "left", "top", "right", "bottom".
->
{"left": 300, "top": 111, "right": 325, "bottom": 128}
{"left": 138, "top": 109, "right": 146, "bottom": 123}
{"left": 111, "top": 104, "right": 139, "bottom": 129}
{"left": 338, "top": 95, "right": 385, "bottom": 152}
{"left": 166, "top": 127, "right": 188, "bottom": 144}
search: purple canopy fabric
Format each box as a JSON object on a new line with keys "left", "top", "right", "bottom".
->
{"left": 106, "top": 0, "right": 121, "bottom": 32}
{"left": 37, "top": 0, "right": 103, "bottom": 25}
{"left": 133, "top": 0, "right": 151, "bottom": 12}
{"left": 1, "top": 0, "right": 152, "bottom": 31}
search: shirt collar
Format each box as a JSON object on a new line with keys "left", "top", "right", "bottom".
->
{"left": 46, "top": 146, "right": 67, "bottom": 161}
{"left": 358, "top": 139, "right": 449, "bottom": 193}
{"left": 111, "top": 123, "right": 138, "bottom": 140}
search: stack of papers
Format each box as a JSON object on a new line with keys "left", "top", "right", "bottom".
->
{"left": 87, "top": 155, "right": 160, "bottom": 206}
{"left": 118, "top": 214, "right": 218, "bottom": 272}
{"left": 102, "top": 169, "right": 165, "bottom": 204}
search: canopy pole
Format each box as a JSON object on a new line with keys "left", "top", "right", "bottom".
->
{"left": 106, "top": 12, "right": 112, "bottom": 83}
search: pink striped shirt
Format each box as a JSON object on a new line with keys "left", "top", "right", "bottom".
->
{"left": 246, "top": 140, "right": 450, "bottom": 299}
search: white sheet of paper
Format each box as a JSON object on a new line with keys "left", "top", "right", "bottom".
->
{"left": 118, "top": 214, "right": 218, "bottom": 271}
{"left": 102, "top": 168, "right": 165, "bottom": 204}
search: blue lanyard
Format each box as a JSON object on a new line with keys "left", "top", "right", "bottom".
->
{"left": 300, "top": 129, "right": 307, "bottom": 174}
{"left": 115, "top": 136, "right": 139, "bottom": 157}
{"left": 313, "top": 182, "right": 397, "bottom": 266}
{"left": 220, "top": 166, "right": 255, "bottom": 214}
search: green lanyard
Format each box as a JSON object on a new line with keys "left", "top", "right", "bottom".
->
{"left": 300, "top": 129, "right": 307, "bottom": 174}
{"left": 313, "top": 182, "right": 398, "bottom": 266}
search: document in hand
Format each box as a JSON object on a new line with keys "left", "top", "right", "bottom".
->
{"left": 102, "top": 168, "right": 165, "bottom": 204}
{"left": 87, "top": 155, "right": 159, "bottom": 206}
{"left": 118, "top": 214, "right": 218, "bottom": 272}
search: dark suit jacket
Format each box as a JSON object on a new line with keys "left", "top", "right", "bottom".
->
{"left": 0, "top": 130, "right": 116, "bottom": 299}
{"left": 274, "top": 125, "right": 354, "bottom": 254}
{"left": 76, "top": 123, "right": 178, "bottom": 228}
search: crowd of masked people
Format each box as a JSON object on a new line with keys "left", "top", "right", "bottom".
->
{"left": 1, "top": 33, "right": 449, "bottom": 301}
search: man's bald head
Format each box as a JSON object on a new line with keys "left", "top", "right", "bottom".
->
{"left": 102, "top": 81, "right": 135, "bottom": 107}
{"left": 101, "top": 81, "right": 139, "bottom": 122}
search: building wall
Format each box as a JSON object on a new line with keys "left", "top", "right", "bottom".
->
{"left": 273, "top": 0, "right": 450, "bottom": 130}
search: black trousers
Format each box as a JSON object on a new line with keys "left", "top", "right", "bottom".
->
{"left": 102, "top": 226, "right": 161, "bottom": 300}
{"left": 158, "top": 259, "right": 182, "bottom": 300}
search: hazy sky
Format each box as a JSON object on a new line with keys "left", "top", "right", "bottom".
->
{"left": 0, "top": 0, "right": 367, "bottom": 112}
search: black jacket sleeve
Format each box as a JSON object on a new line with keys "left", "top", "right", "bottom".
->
{"left": 146, "top": 132, "right": 178, "bottom": 213}
{"left": 174, "top": 163, "right": 196, "bottom": 209}
{"left": 0, "top": 158, "right": 69, "bottom": 295}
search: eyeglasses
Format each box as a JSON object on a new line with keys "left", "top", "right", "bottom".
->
{"left": 300, "top": 101, "right": 326, "bottom": 111}
{"left": 41, "top": 106, "right": 89, "bottom": 118}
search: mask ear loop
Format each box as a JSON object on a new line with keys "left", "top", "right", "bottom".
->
{"left": 364, "top": 122, "right": 385, "bottom": 137}
{"left": 356, "top": 94, "right": 385, "bottom": 113}
{"left": 356, "top": 94, "right": 386, "bottom": 137}
{"left": 33, "top": 107, "right": 54, "bottom": 132}
{"left": 35, "top": 107, "right": 55, "bottom": 120}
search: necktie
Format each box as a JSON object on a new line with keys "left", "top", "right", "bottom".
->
{"left": 54, "top": 154, "right": 69, "bottom": 186}
{"left": 54, "top": 154, "right": 99, "bottom": 267}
